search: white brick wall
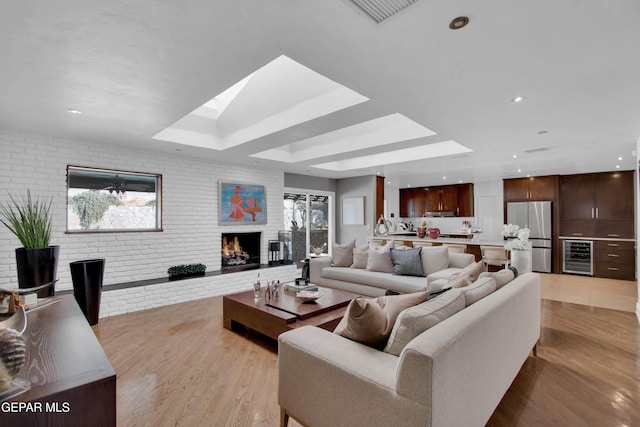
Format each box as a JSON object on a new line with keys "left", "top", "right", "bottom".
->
{"left": 0, "top": 129, "right": 298, "bottom": 317}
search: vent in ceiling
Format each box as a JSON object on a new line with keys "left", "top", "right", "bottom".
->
{"left": 524, "top": 147, "right": 550, "bottom": 154}
{"left": 349, "top": 0, "right": 420, "bottom": 23}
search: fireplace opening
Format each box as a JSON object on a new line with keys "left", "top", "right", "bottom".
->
{"left": 221, "top": 232, "right": 261, "bottom": 272}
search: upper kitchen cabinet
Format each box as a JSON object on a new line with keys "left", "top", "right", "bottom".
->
{"left": 399, "top": 188, "right": 426, "bottom": 217}
{"left": 560, "top": 171, "right": 634, "bottom": 238}
{"left": 399, "top": 183, "right": 473, "bottom": 217}
{"left": 504, "top": 175, "right": 558, "bottom": 201}
{"left": 456, "top": 183, "right": 474, "bottom": 217}
{"left": 424, "top": 185, "right": 457, "bottom": 213}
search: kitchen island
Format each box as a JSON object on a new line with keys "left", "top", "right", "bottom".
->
{"left": 370, "top": 234, "right": 508, "bottom": 262}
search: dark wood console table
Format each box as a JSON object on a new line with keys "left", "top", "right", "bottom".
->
{"left": 0, "top": 295, "right": 116, "bottom": 426}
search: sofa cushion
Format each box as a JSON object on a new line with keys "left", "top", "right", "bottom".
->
{"left": 420, "top": 246, "right": 450, "bottom": 275}
{"left": 366, "top": 240, "right": 394, "bottom": 273}
{"left": 332, "top": 240, "right": 356, "bottom": 267}
{"left": 478, "top": 269, "right": 515, "bottom": 289}
{"left": 458, "top": 277, "right": 497, "bottom": 306}
{"left": 322, "top": 267, "right": 428, "bottom": 294}
{"left": 390, "top": 247, "right": 424, "bottom": 277}
{"left": 384, "top": 289, "right": 465, "bottom": 356}
{"left": 351, "top": 247, "right": 369, "bottom": 269}
{"left": 333, "top": 291, "right": 430, "bottom": 348}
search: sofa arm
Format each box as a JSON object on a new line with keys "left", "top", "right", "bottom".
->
{"left": 448, "top": 252, "right": 475, "bottom": 268}
{"left": 278, "top": 326, "right": 426, "bottom": 427}
{"left": 309, "top": 256, "right": 332, "bottom": 284}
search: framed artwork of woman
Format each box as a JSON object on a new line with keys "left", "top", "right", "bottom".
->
{"left": 219, "top": 182, "right": 267, "bottom": 225}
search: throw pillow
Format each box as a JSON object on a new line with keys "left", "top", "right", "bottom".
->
{"left": 459, "top": 260, "right": 486, "bottom": 282}
{"left": 384, "top": 289, "right": 465, "bottom": 356}
{"left": 458, "top": 277, "right": 497, "bottom": 306}
{"left": 332, "top": 240, "right": 356, "bottom": 267}
{"left": 334, "top": 291, "right": 430, "bottom": 349}
{"left": 350, "top": 247, "right": 369, "bottom": 269}
{"left": 420, "top": 246, "right": 450, "bottom": 275}
{"left": 366, "top": 240, "right": 394, "bottom": 273}
{"left": 448, "top": 272, "right": 472, "bottom": 288}
{"left": 390, "top": 247, "right": 424, "bottom": 276}
{"left": 478, "top": 269, "right": 515, "bottom": 289}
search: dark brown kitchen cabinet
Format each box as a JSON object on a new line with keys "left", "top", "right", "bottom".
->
{"left": 400, "top": 183, "right": 474, "bottom": 217}
{"left": 456, "top": 183, "right": 474, "bottom": 217}
{"left": 400, "top": 188, "right": 426, "bottom": 217}
{"left": 594, "top": 241, "right": 636, "bottom": 280}
{"left": 504, "top": 175, "right": 558, "bottom": 201}
{"left": 425, "top": 185, "right": 457, "bottom": 213}
{"left": 560, "top": 171, "right": 634, "bottom": 239}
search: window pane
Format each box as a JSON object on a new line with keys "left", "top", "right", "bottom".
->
{"left": 309, "top": 195, "right": 328, "bottom": 255}
{"left": 284, "top": 193, "right": 307, "bottom": 267}
{"left": 67, "top": 166, "right": 162, "bottom": 232}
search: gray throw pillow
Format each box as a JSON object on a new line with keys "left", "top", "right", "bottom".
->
{"left": 390, "top": 247, "right": 424, "bottom": 277}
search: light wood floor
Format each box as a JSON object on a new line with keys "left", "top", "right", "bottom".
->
{"left": 540, "top": 273, "right": 638, "bottom": 313}
{"left": 93, "top": 275, "right": 640, "bottom": 427}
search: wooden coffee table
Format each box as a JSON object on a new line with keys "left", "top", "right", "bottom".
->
{"left": 223, "top": 286, "right": 359, "bottom": 340}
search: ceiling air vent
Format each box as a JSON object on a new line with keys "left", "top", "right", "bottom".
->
{"left": 349, "top": 0, "right": 420, "bottom": 23}
{"left": 523, "top": 147, "right": 550, "bottom": 154}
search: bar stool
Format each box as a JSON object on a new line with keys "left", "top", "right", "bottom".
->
{"left": 443, "top": 243, "right": 466, "bottom": 254}
{"left": 481, "top": 246, "right": 509, "bottom": 271}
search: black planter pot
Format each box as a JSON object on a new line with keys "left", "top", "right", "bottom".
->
{"left": 70, "top": 259, "right": 105, "bottom": 326}
{"left": 15, "top": 245, "right": 60, "bottom": 298}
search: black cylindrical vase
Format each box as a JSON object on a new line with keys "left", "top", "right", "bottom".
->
{"left": 70, "top": 259, "right": 105, "bottom": 326}
{"left": 16, "top": 245, "right": 60, "bottom": 298}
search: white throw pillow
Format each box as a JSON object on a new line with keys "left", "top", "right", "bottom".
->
{"left": 420, "top": 246, "right": 450, "bottom": 275}
{"left": 332, "top": 240, "right": 355, "bottom": 267}
{"left": 350, "top": 247, "right": 369, "bottom": 269}
{"left": 384, "top": 289, "right": 465, "bottom": 356}
{"left": 366, "top": 240, "right": 394, "bottom": 273}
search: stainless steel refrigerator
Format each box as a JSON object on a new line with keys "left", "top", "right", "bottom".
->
{"left": 506, "top": 201, "right": 552, "bottom": 273}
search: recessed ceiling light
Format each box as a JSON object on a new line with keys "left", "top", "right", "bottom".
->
{"left": 517, "top": 169, "right": 522, "bottom": 173}
{"left": 618, "top": 156, "right": 623, "bottom": 161}
{"left": 512, "top": 154, "right": 517, "bottom": 159}
{"left": 616, "top": 164, "right": 621, "bottom": 169}
{"left": 67, "top": 108, "right": 82, "bottom": 115}
{"left": 458, "top": 180, "right": 462, "bottom": 183}
{"left": 387, "top": 181, "right": 391, "bottom": 184}
{"left": 442, "top": 176, "right": 447, "bottom": 180}
{"left": 511, "top": 96, "right": 524, "bottom": 103}
{"left": 407, "top": 184, "right": 411, "bottom": 187}
{"left": 449, "top": 16, "right": 469, "bottom": 30}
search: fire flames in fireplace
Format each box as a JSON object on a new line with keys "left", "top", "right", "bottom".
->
{"left": 221, "top": 233, "right": 260, "bottom": 268}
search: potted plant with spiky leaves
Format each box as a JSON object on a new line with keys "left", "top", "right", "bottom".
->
{"left": 0, "top": 190, "right": 59, "bottom": 297}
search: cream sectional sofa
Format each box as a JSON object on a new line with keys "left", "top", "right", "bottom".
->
{"left": 278, "top": 271, "right": 541, "bottom": 427}
{"left": 309, "top": 245, "right": 475, "bottom": 296}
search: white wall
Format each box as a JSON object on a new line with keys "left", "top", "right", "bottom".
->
{"left": 0, "top": 129, "right": 296, "bottom": 317}
{"left": 336, "top": 176, "right": 376, "bottom": 246}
